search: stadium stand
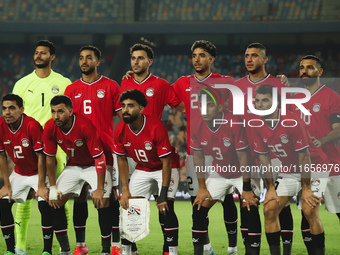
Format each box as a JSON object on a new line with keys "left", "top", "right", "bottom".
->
{"left": 0, "top": 0, "right": 338, "bottom": 23}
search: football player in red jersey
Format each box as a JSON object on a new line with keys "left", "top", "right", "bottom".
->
{"left": 65, "top": 45, "right": 122, "bottom": 255}
{"left": 190, "top": 88, "right": 259, "bottom": 255}
{"left": 172, "top": 40, "right": 237, "bottom": 255}
{"left": 253, "top": 85, "right": 325, "bottom": 255}
{"left": 292, "top": 55, "right": 340, "bottom": 253}
{"left": 0, "top": 94, "right": 51, "bottom": 255}
{"left": 44, "top": 95, "right": 113, "bottom": 255}
{"left": 121, "top": 44, "right": 183, "bottom": 255}
{"left": 114, "top": 90, "right": 179, "bottom": 255}
{"left": 229, "top": 43, "right": 292, "bottom": 255}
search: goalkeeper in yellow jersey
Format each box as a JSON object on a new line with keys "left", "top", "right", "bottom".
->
{"left": 12, "top": 40, "right": 71, "bottom": 255}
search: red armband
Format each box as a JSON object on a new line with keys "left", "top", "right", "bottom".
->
{"left": 95, "top": 153, "right": 106, "bottom": 175}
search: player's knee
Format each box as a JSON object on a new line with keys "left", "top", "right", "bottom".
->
{"left": 74, "top": 184, "right": 90, "bottom": 202}
{"left": 263, "top": 201, "right": 279, "bottom": 220}
{"left": 302, "top": 206, "right": 319, "bottom": 225}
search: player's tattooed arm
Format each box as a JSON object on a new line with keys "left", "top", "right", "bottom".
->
{"left": 239, "top": 149, "right": 258, "bottom": 210}
{"left": 193, "top": 149, "right": 212, "bottom": 210}
{"left": 299, "top": 148, "right": 320, "bottom": 208}
{"left": 312, "top": 123, "right": 340, "bottom": 147}
{"left": 0, "top": 151, "right": 12, "bottom": 201}
{"left": 259, "top": 153, "right": 279, "bottom": 206}
{"left": 117, "top": 155, "right": 131, "bottom": 210}
{"left": 158, "top": 155, "right": 171, "bottom": 215}
{"left": 35, "top": 151, "right": 49, "bottom": 201}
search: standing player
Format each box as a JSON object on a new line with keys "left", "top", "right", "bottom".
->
{"left": 43, "top": 95, "right": 112, "bottom": 255}
{"left": 190, "top": 89, "right": 259, "bottom": 255}
{"left": 172, "top": 40, "right": 237, "bottom": 255}
{"left": 0, "top": 94, "right": 52, "bottom": 255}
{"left": 12, "top": 40, "right": 71, "bottom": 255}
{"left": 114, "top": 90, "right": 179, "bottom": 255}
{"left": 121, "top": 43, "right": 183, "bottom": 255}
{"left": 292, "top": 55, "right": 340, "bottom": 253}
{"left": 65, "top": 45, "right": 122, "bottom": 255}
{"left": 229, "top": 43, "right": 292, "bottom": 255}
{"left": 253, "top": 85, "right": 326, "bottom": 255}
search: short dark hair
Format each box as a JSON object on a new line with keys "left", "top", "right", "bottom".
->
{"left": 191, "top": 40, "right": 217, "bottom": 57}
{"left": 36, "top": 40, "right": 56, "bottom": 55}
{"left": 2, "top": 94, "right": 23, "bottom": 108}
{"left": 301, "top": 55, "right": 322, "bottom": 68}
{"left": 120, "top": 90, "right": 148, "bottom": 107}
{"left": 130, "top": 44, "right": 154, "bottom": 59}
{"left": 199, "top": 88, "right": 222, "bottom": 105}
{"left": 50, "top": 95, "right": 73, "bottom": 108}
{"left": 246, "top": 42, "right": 266, "bottom": 56}
{"left": 79, "top": 45, "right": 101, "bottom": 59}
{"left": 255, "top": 84, "right": 281, "bottom": 105}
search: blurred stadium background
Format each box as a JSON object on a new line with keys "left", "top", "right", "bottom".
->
{"left": 0, "top": 0, "right": 340, "bottom": 197}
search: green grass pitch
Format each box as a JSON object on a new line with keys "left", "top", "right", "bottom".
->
{"left": 1, "top": 199, "right": 339, "bottom": 254}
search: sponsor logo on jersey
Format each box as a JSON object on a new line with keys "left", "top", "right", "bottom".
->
{"left": 75, "top": 93, "right": 82, "bottom": 98}
{"left": 311, "top": 178, "right": 320, "bottom": 186}
{"left": 313, "top": 103, "right": 321, "bottom": 112}
{"left": 57, "top": 140, "right": 63, "bottom": 144}
{"left": 3, "top": 140, "right": 11, "bottom": 144}
{"left": 97, "top": 89, "right": 105, "bottom": 98}
{"left": 146, "top": 88, "right": 154, "bottom": 97}
{"left": 223, "top": 137, "right": 231, "bottom": 147}
{"left": 201, "top": 141, "right": 208, "bottom": 145}
{"left": 21, "top": 138, "right": 29, "bottom": 147}
{"left": 124, "top": 142, "right": 131, "bottom": 147}
{"left": 75, "top": 139, "right": 83, "bottom": 147}
{"left": 280, "top": 134, "right": 289, "bottom": 144}
{"left": 144, "top": 142, "right": 152, "bottom": 150}
{"left": 127, "top": 205, "right": 141, "bottom": 221}
{"left": 51, "top": 86, "right": 60, "bottom": 94}
{"left": 28, "top": 90, "right": 33, "bottom": 93}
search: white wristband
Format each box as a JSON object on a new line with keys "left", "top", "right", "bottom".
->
{"left": 49, "top": 185, "right": 60, "bottom": 200}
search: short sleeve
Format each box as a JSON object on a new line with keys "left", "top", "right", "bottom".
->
{"left": 154, "top": 123, "right": 172, "bottom": 158}
{"left": 113, "top": 124, "right": 127, "bottom": 156}
{"left": 43, "top": 121, "right": 58, "bottom": 156}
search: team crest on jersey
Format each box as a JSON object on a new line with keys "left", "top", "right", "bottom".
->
{"left": 223, "top": 138, "right": 231, "bottom": 147}
{"left": 57, "top": 140, "right": 63, "bottom": 144}
{"left": 144, "top": 141, "right": 152, "bottom": 150}
{"left": 51, "top": 86, "right": 60, "bottom": 94}
{"left": 280, "top": 135, "right": 289, "bottom": 144}
{"left": 127, "top": 205, "right": 141, "bottom": 221}
{"left": 21, "top": 139, "right": 29, "bottom": 147}
{"left": 146, "top": 88, "right": 154, "bottom": 97}
{"left": 311, "top": 178, "right": 320, "bottom": 186}
{"left": 313, "top": 103, "right": 321, "bottom": 112}
{"left": 97, "top": 89, "right": 105, "bottom": 98}
{"left": 75, "top": 139, "right": 83, "bottom": 147}
{"left": 263, "top": 138, "right": 267, "bottom": 143}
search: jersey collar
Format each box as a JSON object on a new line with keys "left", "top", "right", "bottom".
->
{"left": 128, "top": 115, "right": 146, "bottom": 136}
{"left": 133, "top": 73, "right": 151, "bottom": 85}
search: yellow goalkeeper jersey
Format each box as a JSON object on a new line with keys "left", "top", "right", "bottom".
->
{"left": 12, "top": 69, "right": 71, "bottom": 126}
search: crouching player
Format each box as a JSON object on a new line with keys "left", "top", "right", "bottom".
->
{"left": 114, "top": 90, "right": 179, "bottom": 255}
{"left": 253, "top": 85, "right": 326, "bottom": 255}
{"left": 190, "top": 89, "right": 260, "bottom": 255}
{"left": 0, "top": 94, "right": 52, "bottom": 255}
{"left": 43, "top": 95, "right": 112, "bottom": 255}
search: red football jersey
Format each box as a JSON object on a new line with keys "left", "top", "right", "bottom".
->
{"left": 172, "top": 73, "right": 235, "bottom": 152}
{"left": 113, "top": 115, "right": 172, "bottom": 172}
{"left": 190, "top": 111, "right": 248, "bottom": 178}
{"left": 253, "top": 110, "right": 328, "bottom": 173}
{"left": 0, "top": 114, "right": 43, "bottom": 176}
{"left": 230, "top": 74, "right": 288, "bottom": 164}
{"left": 293, "top": 85, "right": 340, "bottom": 176}
{"left": 121, "top": 73, "right": 181, "bottom": 120}
{"left": 121, "top": 73, "right": 181, "bottom": 168}
{"left": 43, "top": 114, "right": 104, "bottom": 167}
{"left": 64, "top": 76, "right": 121, "bottom": 165}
